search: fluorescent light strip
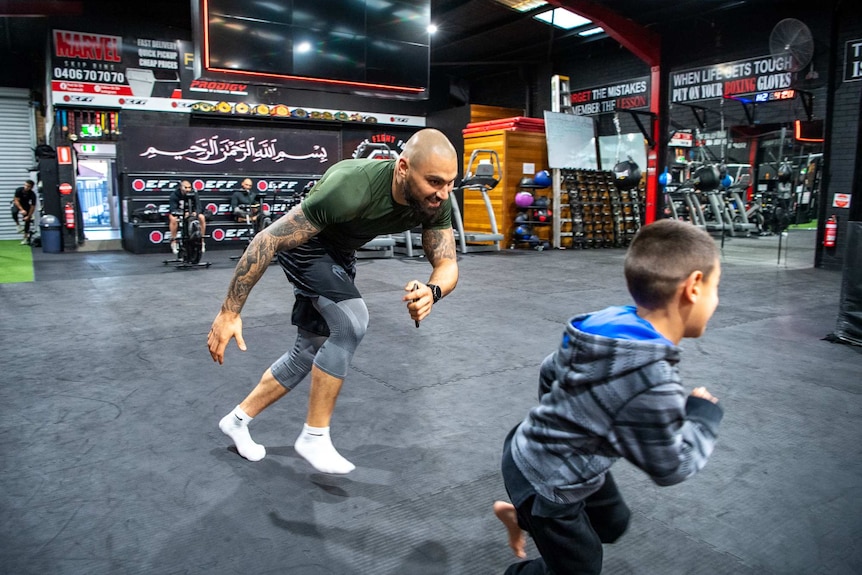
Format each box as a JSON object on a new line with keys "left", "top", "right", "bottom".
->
{"left": 578, "top": 27, "right": 604, "bottom": 36}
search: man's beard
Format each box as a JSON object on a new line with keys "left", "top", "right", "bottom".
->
{"left": 402, "top": 177, "right": 442, "bottom": 223}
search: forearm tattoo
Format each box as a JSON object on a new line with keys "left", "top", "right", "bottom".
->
{"left": 223, "top": 206, "right": 319, "bottom": 313}
{"left": 422, "top": 228, "right": 457, "bottom": 267}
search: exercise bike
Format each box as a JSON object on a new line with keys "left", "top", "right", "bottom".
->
{"left": 163, "top": 207, "right": 211, "bottom": 270}
{"left": 725, "top": 185, "right": 767, "bottom": 236}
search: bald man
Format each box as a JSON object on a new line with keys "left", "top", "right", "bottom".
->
{"left": 208, "top": 129, "right": 460, "bottom": 474}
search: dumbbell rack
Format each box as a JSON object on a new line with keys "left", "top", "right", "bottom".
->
{"left": 558, "top": 169, "right": 644, "bottom": 249}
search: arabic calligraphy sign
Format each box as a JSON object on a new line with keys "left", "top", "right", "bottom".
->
{"left": 121, "top": 126, "right": 339, "bottom": 174}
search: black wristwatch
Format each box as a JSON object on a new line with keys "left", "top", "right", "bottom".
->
{"left": 426, "top": 283, "right": 442, "bottom": 304}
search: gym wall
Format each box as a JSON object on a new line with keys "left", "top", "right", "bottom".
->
{"left": 526, "top": 3, "right": 857, "bottom": 269}
{"left": 821, "top": 6, "right": 862, "bottom": 269}
{"left": 112, "top": 110, "right": 419, "bottom": 254}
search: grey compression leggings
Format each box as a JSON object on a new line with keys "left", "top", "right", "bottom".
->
{"left": 270, "top": 296, "right": 369, "bottom": 388}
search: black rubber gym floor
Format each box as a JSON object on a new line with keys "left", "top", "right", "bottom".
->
{"left": 2, "top": 229, "right": 860, "bottom": 574}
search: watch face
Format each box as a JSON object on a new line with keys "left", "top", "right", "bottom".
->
{"left": 428, "top": 284, "right": 442, "bottom": 303}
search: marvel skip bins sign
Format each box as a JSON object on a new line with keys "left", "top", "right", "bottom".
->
{"left": 121, "top": 126, "right": 339, "bottom": 174}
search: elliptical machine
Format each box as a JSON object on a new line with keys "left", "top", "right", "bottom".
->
{"left": 450, "top": 149, "right": 505, "bottom": 253}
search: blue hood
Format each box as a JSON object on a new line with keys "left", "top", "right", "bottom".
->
{"left": 573, "top": 306, "right": 673, "bottom": 346}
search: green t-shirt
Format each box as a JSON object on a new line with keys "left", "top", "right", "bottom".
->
{"left": 301, "top": 159, "right": 452, "bottom": 252}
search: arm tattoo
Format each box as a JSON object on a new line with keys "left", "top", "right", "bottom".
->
{"left": 222, "top": 206, "right": 319, "bottom": 313}
{"left": 422, "top": 228, "right": 457, "bottom": 267}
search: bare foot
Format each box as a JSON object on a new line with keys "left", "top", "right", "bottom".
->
{"left": 494, "top": 500, "right": 527, "bottom": 559}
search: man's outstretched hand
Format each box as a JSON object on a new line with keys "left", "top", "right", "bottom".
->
{"left": 208, "top": 310, "right": 247, "bottom": 364}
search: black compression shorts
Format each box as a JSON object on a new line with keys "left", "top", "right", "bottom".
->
{"left": 278, "top": 237, "right": 360, "bottom": 336}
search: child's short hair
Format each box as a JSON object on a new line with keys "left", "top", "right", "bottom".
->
{"left": 624, "top": 219, "right": 719, "bottom": 309}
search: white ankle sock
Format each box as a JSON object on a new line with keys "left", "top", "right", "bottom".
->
{"left": 294, "top": 424, "right": 355, "bottom": 474}
{"left": 219, "top": 406, "right": 266, "bottom": 462}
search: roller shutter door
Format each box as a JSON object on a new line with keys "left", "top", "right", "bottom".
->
{"left": 0, "top": 88, "right": 37, "bottom": 240}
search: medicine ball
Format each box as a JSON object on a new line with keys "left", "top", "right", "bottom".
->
{"left": 515, "top": 191, "right": 534, "bottom": 207}
{"left": 514, "top": 213, "right": 529, "bottom": 224}
{"left": 514, "top": 225, "right": 532, "bottom": 240}
{"left": 658, "top": 169, "right": 670, "bottom": 187}
{"left": 613, "top": 159, "right": 642, "bottom": 191}
{"left": 533, "top": 170, "right": 552, "bottom": 188}
{"left": 534, "top": 209, "right": 551, "bottom": 223}
{"left": 533, "top": 196, "right": 549, "bottom": 209}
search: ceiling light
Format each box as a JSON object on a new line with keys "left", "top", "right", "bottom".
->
{"left": 578, "top": 27, "right": 604, "bottom": 36}
{"left": 427, "top": 24, "right": 437, "bottom": 34}
{"left": 534, "top": 8, "right": 591, "bottom": 30}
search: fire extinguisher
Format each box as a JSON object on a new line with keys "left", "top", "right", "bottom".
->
{"left": 64, "top": 202, "right": 75, "bottom": 229}
{"left": 823, "top": 215, "right": 837, "bottom": 248}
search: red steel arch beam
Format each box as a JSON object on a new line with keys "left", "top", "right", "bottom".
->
{"left": 550, "top": 0, "right": 660, "bottom": 66}
{"left": 550, "top": 1, "right": 663, "bottom": 223}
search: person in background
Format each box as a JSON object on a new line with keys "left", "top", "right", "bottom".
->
{"left": 167, "top": 180, "right": 206, "bottom": 254}
{"left": 13, "top": 179, "right": 37, "bottom": 245}
{"left": 230, "top": 178, "right": 266, "bottom": 233}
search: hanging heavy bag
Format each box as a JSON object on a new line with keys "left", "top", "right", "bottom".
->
{"left": 693, "top": 165, "right": 721, "bottom": 192}
{"left": 613, "top": 159, "right": 642, "bottom": 191}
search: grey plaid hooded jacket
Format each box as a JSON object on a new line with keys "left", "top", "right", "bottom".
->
{"left": 510, "top": 307, "right": 724, "bottom": 504}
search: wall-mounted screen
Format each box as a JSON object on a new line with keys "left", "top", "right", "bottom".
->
{"left": 196, "top": 0, "right": 430, "bottom": 98}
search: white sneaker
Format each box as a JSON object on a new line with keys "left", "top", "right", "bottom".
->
{"left": 20, "top": 239, "right": 28, "bottom": 245}
{"left": 171, "top": 241, "right": 178, "bottom": 255}
{"left": 200, "top": 241, "right": 206, "bottom": 254}
{"left": 16, "top": 225, "right": 23, "bottom": 233}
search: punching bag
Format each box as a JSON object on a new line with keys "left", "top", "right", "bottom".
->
{"left": 829, "top": 221, "right": 862, "bottom": 346}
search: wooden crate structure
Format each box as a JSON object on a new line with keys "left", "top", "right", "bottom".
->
{"left": 462, "top": 128, "right": 549, "bottom": 248}
{"left": 469, "top": 104, "right": 524, "bottom": 125}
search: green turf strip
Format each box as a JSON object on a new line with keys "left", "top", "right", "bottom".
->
{"left": 789, "top": 221, "right": 818, "bottom": 230}
{"left": 0, "top": 240, "right": 35, "bottom": 283}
